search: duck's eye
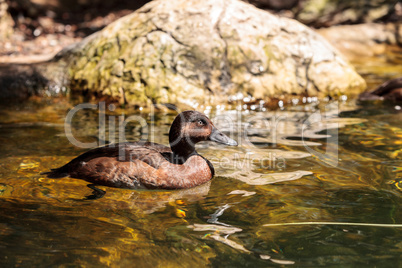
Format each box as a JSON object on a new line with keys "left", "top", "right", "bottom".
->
{"left": 197, "top": 119, "right": 205, "bottom": 126}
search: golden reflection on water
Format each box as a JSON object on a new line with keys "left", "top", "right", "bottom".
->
{"left": 0, "top": 97, "right": 402, "bottom": 266}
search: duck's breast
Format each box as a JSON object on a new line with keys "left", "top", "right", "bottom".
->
{"left": 150, "top": 155, "right": 214, "bottom": 189}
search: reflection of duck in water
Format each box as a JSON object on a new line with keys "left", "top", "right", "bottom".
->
{"left": 43, "top": 111, "right": 237, "bottom": 195}
{"left": 359, "top": 77, "right": 402, "bottom": 102}
{"left": 104, "top": 181, "right": 213, "bottom": 214}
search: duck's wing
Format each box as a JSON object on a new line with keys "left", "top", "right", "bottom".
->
{"left": 42, "top": 142, "right": 171, "bottom": 179}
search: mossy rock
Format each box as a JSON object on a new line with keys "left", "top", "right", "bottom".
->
{"left": 55, "top": 0, "right": 366, "bottom": 107}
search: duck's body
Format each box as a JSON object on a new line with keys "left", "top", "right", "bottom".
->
{"left": 359, "top": 77, "right": 402, "bottom": 102}
{"left": 44, "top": 111, "right": 237, "bottom": 190}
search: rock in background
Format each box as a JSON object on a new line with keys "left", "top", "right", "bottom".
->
{"left": 55, "top": 0, "right": 366, "bottom": 107}
{"left": 246, "top": 0, "right": 401, "bottom": 27}
{"left": 0, "top": 0, "right": 14, "bottom": 40}
{"left": 296, "top": 0, "right": 400, "bottom": 27}
{"left": 317, "top": 23, "right": 402, "bottom": 58}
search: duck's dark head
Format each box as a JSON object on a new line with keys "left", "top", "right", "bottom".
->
{"left": 169, "top": 111, "right": 237, "bottom": 159}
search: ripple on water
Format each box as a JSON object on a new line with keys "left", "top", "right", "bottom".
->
{"left": 1, "top": 99, "right": 402, "bottom": 266}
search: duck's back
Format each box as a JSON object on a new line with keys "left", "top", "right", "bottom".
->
{"left": 44, "top": 142, "right": 173, "bottom": 188}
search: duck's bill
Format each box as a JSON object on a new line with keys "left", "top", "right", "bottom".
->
{"left": 209, "top": 127, "right": 238, "bottom": 146}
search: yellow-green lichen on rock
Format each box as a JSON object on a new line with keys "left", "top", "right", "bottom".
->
{"left": 55, "top": 0, "right": 366, "bottom": 107}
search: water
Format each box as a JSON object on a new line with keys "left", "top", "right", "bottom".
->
{"left": 0, "top": 53, "right": 402, "bottom": 266}
{"left": 0, "top": 96, "right": 401, "bottom": 267}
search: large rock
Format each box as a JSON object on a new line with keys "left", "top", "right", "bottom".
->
{"left": 55, "top": 0, "right": 366, "bottom": 107}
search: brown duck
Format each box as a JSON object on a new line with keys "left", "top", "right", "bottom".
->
{"left": 358, "top": 77, "right": 402, "bottom": 102}
{"left": 43, "top": 111, "right": 237, "bottom": 192}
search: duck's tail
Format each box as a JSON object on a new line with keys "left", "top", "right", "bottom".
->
{"left": 41, "top": 166, "right": 69, "bottom": 179}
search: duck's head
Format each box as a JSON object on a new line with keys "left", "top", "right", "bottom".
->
{"left": 169, "top": 110, "right": 237, "bottom": 158}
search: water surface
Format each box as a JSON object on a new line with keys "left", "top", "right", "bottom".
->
{"left": 0, "top": 96, "right": 401, "bottom": 267}
{"left": 0, "top": 52, "right": 402, "bottom": 266}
